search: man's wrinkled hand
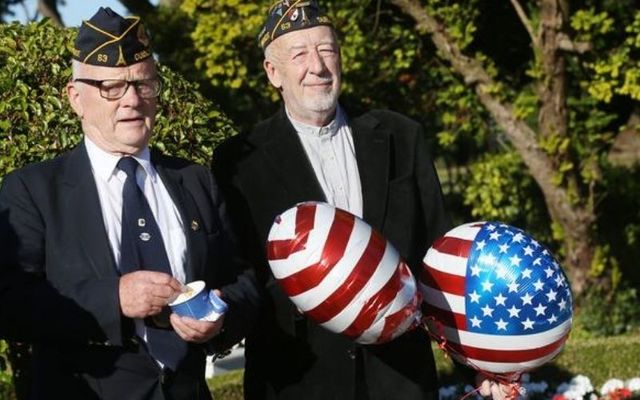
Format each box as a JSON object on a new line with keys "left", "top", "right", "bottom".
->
{"left": 170, "top": 313, "right": 225, "bottom": 343}
{"left": 477, "top": 374, "right": 515, "bottom": 400}
{"left": 119, "top": 271, "right": 183, "bottom": 319}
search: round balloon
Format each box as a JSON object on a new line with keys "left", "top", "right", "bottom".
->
{"left": 267, "top": 201, "right": 421, "bottom": 344}
{"left": 420, "top": 221, "right": 572, "bottom": 376}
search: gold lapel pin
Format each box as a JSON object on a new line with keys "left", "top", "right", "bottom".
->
{"left": 191, "top": 220, "right": 200, "bottom": 231}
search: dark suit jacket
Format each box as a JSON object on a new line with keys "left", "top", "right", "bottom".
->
{"left": 0, "top": 143, "right": 258, "bottom": 400}
{"left": 212, "top": 108, "right": 452, "bottom": 400}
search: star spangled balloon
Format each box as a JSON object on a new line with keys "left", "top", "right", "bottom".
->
{"left": 267, "top": 201, "right": 421, "bottom": 344}
{"left": 421, "top": 221, "right": 573, "bottom": 376}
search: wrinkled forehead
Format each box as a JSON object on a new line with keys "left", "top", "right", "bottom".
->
{"left": 75, "top": 58, "right": 157, "bottom": 79}
{"left": 271, "top": 25, "right": 338, "bottom": 52}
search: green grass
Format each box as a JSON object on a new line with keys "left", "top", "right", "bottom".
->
{"left": 207, "top": 369, "right": 243, "bottom": 399}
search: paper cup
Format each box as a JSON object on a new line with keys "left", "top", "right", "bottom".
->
{"left": 169, "top": 280, "right": 228, "bottom": 321}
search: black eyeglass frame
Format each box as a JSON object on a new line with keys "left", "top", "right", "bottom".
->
{"left": 73, "top": 78, "right": 162, "bottom": 100}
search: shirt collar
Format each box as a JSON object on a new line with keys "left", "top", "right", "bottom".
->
{"left": 84, "top": 136, "right": 157, "bottom": 183}
{"left": 286, "top": 104, "right": 347, "bottom": 138}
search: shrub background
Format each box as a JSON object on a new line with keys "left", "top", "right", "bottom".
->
{"left": 0, "top": 20, "right": 236, "bottom": 175}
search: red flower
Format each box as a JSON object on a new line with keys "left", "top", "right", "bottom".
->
{"left": 608, "top": 388, "right": 633, "bottom": 400}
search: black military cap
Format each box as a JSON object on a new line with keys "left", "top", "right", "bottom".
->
{"left": 258, "top": 0, "right": 333, "bottom": 50}
{"left": 72, "top": 7, "right": 152, "bottom": 67}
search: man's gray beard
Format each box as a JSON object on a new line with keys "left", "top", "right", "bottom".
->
{"left": 303, "top": 91, "right": 339, "bottom": 115}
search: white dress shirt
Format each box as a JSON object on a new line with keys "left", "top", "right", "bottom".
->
{"left": 287, "top": 105, "right": 363, "bottom": 217}
{"left": 84, "top": 136, "right": 187, "bottom": 364}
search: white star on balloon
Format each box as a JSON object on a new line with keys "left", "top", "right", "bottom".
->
{"left": 494, "top": 293, "right": 507, "bottom": 306}
{"left": 495, "top": 266, "right": 508, "bottom": 279}
{"left": 545, "top": 266, "right": 555, "bottom": 278}
{"left": 481, "top": 304, "right": 494, "bottom": 317}
{"left": 523, "top": 246, "right": 534, "bottom": 256}
{"left": 522, "top": 318, "right": 535, "bottom": 330}
{"left": 509, "top": 254, "right": 522, "bottom": 267}
{"left": 558, "top": 298, "right": 567, "bottom": 311}
{"left": 512, "top": 232, "right": 525, "bottom": 243}
{"left": 498, "top": 243, "right": 509, "bottom": 254}
{"left": 533, "top": 279, "right": 545, "bottom": 291}
{"left": 495, "top": 318, "right": 508, "bottom": 331}
{"left": 469, "top": 290, "right": 481, "bottom": 303}
{"left": 507, "top": 305, "right": 521, "bottom": 318}
{"left": 521, "top": 292, "right": 534, "bottom": 305}
{"left": 534, "top": 303, "right": 547, "bottom": 316}
{"left": 482, "top": 280, "right": 494, "bottom": 292}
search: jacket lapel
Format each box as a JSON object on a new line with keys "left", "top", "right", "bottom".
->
{"left": 62, "top": 143, "right": 118, "bottom": 277}
{"left": 261, "top": 109, "right": 326, "bottom": 203}
{"left": 153, "top": 157, "right": 204, "bottom": 283}
{"left": 350, "top": 112, "right": 390, "bottom": 230}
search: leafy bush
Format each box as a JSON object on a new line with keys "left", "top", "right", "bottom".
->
{"left": 0, "top": 19, "right": 237, "bottom": 396}
{"left": 0, "top": 19, "right": 236, "bottom": 175}
{"left": 573, "top": 286, "right": 640, "bottom": 337}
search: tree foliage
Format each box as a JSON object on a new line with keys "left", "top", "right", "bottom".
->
{"left": 177, "top": 0, "right": 640, "bottom": 314}
{"left": 0, "top": 19, "right": 236, "bottom": 174}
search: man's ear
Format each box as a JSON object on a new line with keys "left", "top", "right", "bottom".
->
{"left": 264, "top": 58, "right": 282, "bottom": 90}
{"left": 66, "top": 81, "right": 84, "bottom": 118}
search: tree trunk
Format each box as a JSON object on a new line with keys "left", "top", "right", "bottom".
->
{"left": 390, "top": 0, "right": 598, "bottom": 298}
{"left": 117, "top": 0, "right": 156, "bottom": 18}
{"left": 37, "top": 0, "right": 62, "bottom": 26}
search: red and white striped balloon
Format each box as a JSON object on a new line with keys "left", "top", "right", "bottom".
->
{"left": 267, "top": 201, "right": 421, "bottom": 344}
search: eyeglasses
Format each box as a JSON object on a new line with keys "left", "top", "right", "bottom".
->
{"left": 74, "top": 78, "right": 162, "bottom": 100}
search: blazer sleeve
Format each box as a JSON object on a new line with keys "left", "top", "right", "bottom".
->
{"left": 0, "top": 171, "right": 117, "bottom": 344}
{"left": 203, "top": 167, "right": 263, "bottom": 352}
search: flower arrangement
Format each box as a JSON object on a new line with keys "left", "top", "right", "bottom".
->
{"left": 439, "top": 375, "right": 640, "bottom": 400}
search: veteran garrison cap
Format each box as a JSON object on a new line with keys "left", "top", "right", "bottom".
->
{"left": 72, "top": 7, "right": 152, "bottom": 67}
{"left": 258, "top": 0, "right": 333, "bottom": 50}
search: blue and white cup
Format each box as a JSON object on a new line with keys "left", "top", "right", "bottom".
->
{"left": 169, "top": 280, "right": 228, "bottom": 322}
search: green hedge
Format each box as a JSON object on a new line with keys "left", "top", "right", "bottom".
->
{"left": 0, "top": 19, "right": 236, "bottom": 177}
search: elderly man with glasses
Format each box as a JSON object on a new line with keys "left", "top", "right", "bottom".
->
{"left": 0, "top": 7, "right": 256, "bottom": 400}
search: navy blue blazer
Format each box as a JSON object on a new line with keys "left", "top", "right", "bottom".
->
{"left": 213, "top": 108, "right": 452, "bottom": 400}
{"left": 0, "top": 143, "right": 258, "bottom": 399}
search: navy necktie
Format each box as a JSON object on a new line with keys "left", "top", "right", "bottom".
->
{"left": 117, "top": 156, "right": 187, "bottom": 371}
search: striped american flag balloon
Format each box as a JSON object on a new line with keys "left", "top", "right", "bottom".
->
{"left": 267, "top": 202, "right": 421, "bottom": 344}
{"left": 421, "top": 222, "right": 572, "bottom": 375}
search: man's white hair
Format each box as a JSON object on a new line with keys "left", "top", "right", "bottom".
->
{"left": 71, "top": 59, "right": 82, "bottom": 80}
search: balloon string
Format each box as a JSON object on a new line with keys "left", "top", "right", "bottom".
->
{"left": 459, "top": 386, "right": 482, "bottom": 400}
{"left": 420, "top": 317, "right": 526, "bottom": 400}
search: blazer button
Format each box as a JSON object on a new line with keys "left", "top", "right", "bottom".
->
{"left": 347, "top": 349, "right": 356, "bottom": 360}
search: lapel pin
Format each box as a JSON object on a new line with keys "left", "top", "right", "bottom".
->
{"left": 140, "top": 232, "right": 151, "bottom": 242}
{"left": 191, "top": 220, "right": 200, "bottom": 231}
{"left": 138, "top": 218, "right": 146, "bottom": 227}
